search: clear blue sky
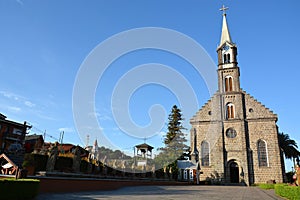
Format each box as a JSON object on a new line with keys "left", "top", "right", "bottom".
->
{"left": 0, "top": 1, "right": 299, "bottom": 171}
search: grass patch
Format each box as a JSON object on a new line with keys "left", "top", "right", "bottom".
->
{"left": 275, "top": 184, "right": 300, "bottom": 200}
{"left": 258, "top": 183, "right": 275, "bottom": 190}
{"left": 0, "top": 178, "right": 40, "bottom": 200}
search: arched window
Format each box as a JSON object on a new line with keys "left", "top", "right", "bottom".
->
{"left": 257, "top": 140, "right": 268, "bottom": 167}
{"left": 223, "top": 54, "right": 227, "bottom": 63}
{"left": 225, "top": 76, "right": 233, "bottom": 92}
{"left": 226, "top": 103, "right": 235, "bottom": 119}
{"left": 227, "top": 54, "right": 231, "bottom": 63}
{"left": 201, "top": 141, "right": 209, "bottom": 166}
{"left": 223, "top": 53, "right": 231, "bottom": 64}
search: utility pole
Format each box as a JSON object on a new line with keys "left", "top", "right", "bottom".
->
{"left": 43, "top": 130, "right": 46, "bottom": 141}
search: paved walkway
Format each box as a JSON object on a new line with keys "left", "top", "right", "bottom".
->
{"left": 36, "top": 185, "right": 284, "bottom": 200}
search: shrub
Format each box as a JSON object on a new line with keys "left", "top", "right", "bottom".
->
{"left": 33, "top": 154, "right": 48, "bottom": 171}
{"left": 0, "top": 179, "right": 40, "bottom": 200}
{"left": 275, "top": 184, "right": 300, "bottom": 200}
{"left": 259, "top": 183, "right": 275, "bottom": 190}
{"left": 55, "top": 156, "right": 73, "bottom": 172}
{"left": 22, "top": 153, "right": 35, "bottom": 168}
{"left": 80, "top": 159, "right": 88, "bottom": 173}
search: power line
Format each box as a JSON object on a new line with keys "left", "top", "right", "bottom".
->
{"left": 30, "top": 126, "right": 59, "bottom": 141}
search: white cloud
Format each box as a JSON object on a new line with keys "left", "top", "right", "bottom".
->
{"left": 99, "top": 115, "right": 112, "bottom": 121}
{"left": 0, "top": 91, "right": 36, "bottom": 108}
{"left": 88, "top": 110, "right": 113, "bottom": 121}
{"left": 58, "top": 127, "right": 74, "bottom": 133}
{"left": 0, "top": 91, "right": 15, "bottom": 99}
{"left": 8, "top": 106, "right": 21, "bottom": 113}
{"left": 25, "top": 101, "right": 35, "bottom": 108}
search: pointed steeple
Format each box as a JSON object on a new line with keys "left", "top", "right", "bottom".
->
{"left": 219, "top": 5, "right": 232, "bottom": 46}
{"left": 92, "top": 139, "right": 98, "bottom": 153}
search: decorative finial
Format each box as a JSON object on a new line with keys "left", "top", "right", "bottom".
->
{"left": 220, "top": 5, "right": 229, "bottom": 16}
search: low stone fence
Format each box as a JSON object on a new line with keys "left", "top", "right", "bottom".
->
{"left": 1, "top": 173, "right": 187, "bottom": 194}
{"left": 37, "top": 177, "right": 186, "bottom": 194}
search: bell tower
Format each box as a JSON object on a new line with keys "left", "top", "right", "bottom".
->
{"left": 217, "top": 6, "right": 240, "bottom": 95}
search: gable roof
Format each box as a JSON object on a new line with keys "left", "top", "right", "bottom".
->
{"left": 0, "top": 113, "right": 7, "bottom": 120}
{"left": 243, "top": 90, "right": 277, "bottom": 121}
{"left": 190, "top": 92, "right": 222, "bottom": 123}
{"left": 0, "top": 153, "right": 18, "bottom": 168}
{"left": 191, "top": 90, "right": 277, "bottom": 123}
{"left": 135, "top": 143, "right": 154, "bottom": 151}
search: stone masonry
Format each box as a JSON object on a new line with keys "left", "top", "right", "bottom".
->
{"left": 189, "top": 12, "right": 284, "bottom": 185}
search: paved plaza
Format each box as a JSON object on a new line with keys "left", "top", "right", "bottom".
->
{"left": 36, "top": 185, "right": 284, "bottom": 200}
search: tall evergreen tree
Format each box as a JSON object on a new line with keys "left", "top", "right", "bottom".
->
{"left": 155, "top": 105, "right": 189, "bottom": 169}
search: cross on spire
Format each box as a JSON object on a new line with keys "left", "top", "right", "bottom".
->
{"left": 220, "top": 5, "right": 229, "bottom": 15}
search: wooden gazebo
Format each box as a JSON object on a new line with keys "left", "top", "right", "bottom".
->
{"left": 135, "top": 143, "right": 153, "bottom": 159}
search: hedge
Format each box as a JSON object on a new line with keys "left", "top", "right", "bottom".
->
{"left": 55, "top": 156, "right": 73, "bottom": 172}
{"left": 33, "top": 154, "right": 48, "bottom": 171}
{"left": 275, "top": 184, "right": 300, "bottom": 200}
{"left": 0, "top": 179, "right": 40, "bottom": 200}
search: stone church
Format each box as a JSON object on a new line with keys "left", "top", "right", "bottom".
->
{"left": 190, "top": 9, "right": 285, "bottom": 185}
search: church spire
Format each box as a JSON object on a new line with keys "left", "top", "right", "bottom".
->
{"left": 219, "top": 5, "right": 232, "bottom": 46}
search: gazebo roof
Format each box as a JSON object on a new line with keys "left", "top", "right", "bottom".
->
{"left": 135, "top": 143, "right": 154, "bottom": 151}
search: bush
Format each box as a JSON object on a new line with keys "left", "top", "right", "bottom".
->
{"left": 275, "top": 184, "right": 300, "bottom": 200}
{"left": 0, "top": 179, "right": 40, "bottom": 200}
{"left": 259, "top": 183, "right": 275, "bottom": 190}
{"left": 22, "top": 153, "right": 35, "bottom": 168}
{"left": 55, "top": 156, "right": 73, "bottom": 172}
{"left": 33, "top": 154, "right": 48, "bottom": 171}
{"left": 80, "top": 160, "right": 88, "bottom": 173}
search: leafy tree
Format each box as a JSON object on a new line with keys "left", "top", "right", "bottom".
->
{"left": 155, "top": 105, "right": 189, "bottom": 172}
{"left": 278, "top": 132, "right": 300, "bottom": 166}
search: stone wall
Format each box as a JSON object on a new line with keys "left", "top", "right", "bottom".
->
{"left": 190, "top": 90, "right": 284, "bottom": 185}
{"left": 248, "top": 120, "right": 283, "bottom": 183}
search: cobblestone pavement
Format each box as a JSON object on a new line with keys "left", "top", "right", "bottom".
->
{"left": 36, "top": 185, "right": 284, "bottom": 200}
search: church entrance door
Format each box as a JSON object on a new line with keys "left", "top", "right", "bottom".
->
{"left": 230, "top": 162, "right": 239, "bottom": 183}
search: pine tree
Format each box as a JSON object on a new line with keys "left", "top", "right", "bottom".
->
{"left": 155, "top": 105, "right": 189, "bottom": 172}
{"left": 164, "top": 105, "right": 188, "bottom": 154}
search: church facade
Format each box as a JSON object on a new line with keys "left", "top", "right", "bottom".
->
{"left": 190, "top": 10, "right": 285, "bottom": 185}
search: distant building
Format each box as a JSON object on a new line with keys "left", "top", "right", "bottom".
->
{"left": 0, "top": 113, "right": 31, "bottom": 154}
{"left": 0, "top": 113, "right": 31, "bottom": 175}
{"left": 24, "top": 134, "right": 44, "bottom": 153}
{"left": 190, "top": 9, "right": 285, "bottom": 185}
{"left": 177, "top": 160, "right": 198, "bottom": 182}
{"left": 85, "top": 139, "right": 100, "bottom": 161}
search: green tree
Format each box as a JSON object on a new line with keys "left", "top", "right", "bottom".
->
{"left": 278, "top": 132, "right": 300, "bottom": 166}
{"left": 155, "top": 105, "right": 189, "bottom": 175}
